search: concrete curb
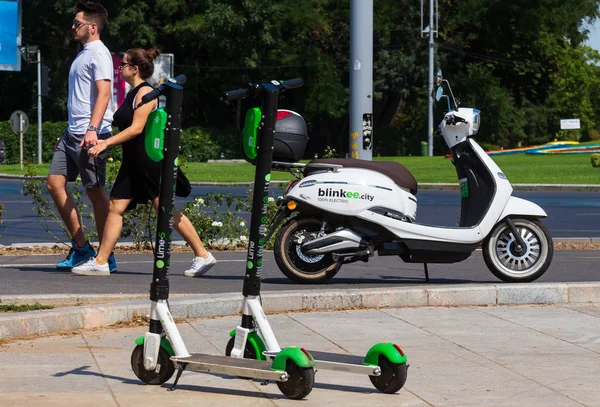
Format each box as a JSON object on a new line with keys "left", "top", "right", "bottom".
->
{"left": 1, "top": 282, "right": 599, "bottom": 340}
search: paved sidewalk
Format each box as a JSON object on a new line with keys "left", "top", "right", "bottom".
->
{"left": 1, "top": 304, "right": 599, "bottom": 406}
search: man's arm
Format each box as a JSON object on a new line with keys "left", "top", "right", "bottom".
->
{"left": 80, "top": 79, "right": 111, "bottom": 148}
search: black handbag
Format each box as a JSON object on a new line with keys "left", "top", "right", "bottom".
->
{"left": 175, "top": 167, "right": 192, "bottom": 197}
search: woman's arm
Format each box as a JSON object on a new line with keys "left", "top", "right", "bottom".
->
{"left": 87, "top": 87, "right": 157, "bottom": 157}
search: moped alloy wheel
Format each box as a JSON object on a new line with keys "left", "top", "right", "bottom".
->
{"left": 369, "top": 355, "right": 408, "bottom": 394}
{"left": 131, "top": 344, "right": 176, "bottom": 385}
{"left": 482, "top": 218, "right": 553, "bottom": 283}
{"left": 276, "top": 359, "right": 315, "bottom": 400}
{"left": 274, "top": 217, "right": 341, "bottom": 283}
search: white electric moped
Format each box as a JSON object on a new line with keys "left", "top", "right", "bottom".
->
{"left": 268, "top": 72, "right": 553, "bottom": 284}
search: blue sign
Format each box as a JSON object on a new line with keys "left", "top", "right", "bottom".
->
{"left": 0, "top": 0, "right": 21, "bottom": 71}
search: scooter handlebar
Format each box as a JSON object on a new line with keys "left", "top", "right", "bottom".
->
{"left": 140, "top": 74, "right": 187, "bottom": 105}
{"left": 222, "top": 88, "right": 249, "bottom": 101}
{"left": 222, "top": 78, "right": 303, "bottom": 102}
{"left": 281, "top": 78, "right": 303, "bottom": 90}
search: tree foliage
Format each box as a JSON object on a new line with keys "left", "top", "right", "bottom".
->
{"left": 2, "top": 0, "right": 600, "bottom": 157}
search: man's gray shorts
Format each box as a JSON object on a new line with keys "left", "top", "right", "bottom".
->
{"left": 49, "top": 131, "right": 111, "bottom": 188}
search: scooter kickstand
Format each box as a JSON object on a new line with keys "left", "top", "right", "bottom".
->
{"left": 423, "top": 263, "right": 430, "bottom": 283}
{"left": 168, "top": 363, "right": 186, "bottom": 392}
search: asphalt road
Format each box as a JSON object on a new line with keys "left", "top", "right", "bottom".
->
{"left": 2, "top": 178, "right": 600, "bottom": 245}
{"left": 0, "top": 250, "right": 598, "bottom": 296}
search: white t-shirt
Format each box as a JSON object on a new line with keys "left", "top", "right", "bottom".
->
{"left": 67, "top": 40, "right": 114, "bottom": 134}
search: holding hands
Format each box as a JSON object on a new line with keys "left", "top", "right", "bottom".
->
{"left": 87, "top": 139, "right": 108, "bottom": 158}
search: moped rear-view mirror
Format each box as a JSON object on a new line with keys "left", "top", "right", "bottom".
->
{"left": 435, "top": 86, "right": 443, "bottom": 102}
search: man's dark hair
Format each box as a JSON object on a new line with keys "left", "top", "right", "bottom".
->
{"left": 76, "top": 1, "right": 108, "bottom": 33}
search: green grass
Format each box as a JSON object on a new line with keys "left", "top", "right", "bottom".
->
{"left": 0, "top": 303, "right": 55, "bottom": 313}
{"left": 1, "top": 153, "right": 598, "bottom": 184}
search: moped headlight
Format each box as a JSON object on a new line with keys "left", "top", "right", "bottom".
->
{"left": 472, "top": 109, "right": 481, "bottom": 134}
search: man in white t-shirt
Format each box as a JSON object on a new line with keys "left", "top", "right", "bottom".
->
{"left": 47, "top": 1, "right": 117, "bottom": 272}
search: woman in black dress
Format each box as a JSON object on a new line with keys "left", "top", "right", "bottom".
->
{"left": 72, "top": 48, "right": 216, "bottom": 277}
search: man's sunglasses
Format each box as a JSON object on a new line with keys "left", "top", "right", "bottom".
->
{"left": 73, "top": 20, "right": 92, "bottom": 29}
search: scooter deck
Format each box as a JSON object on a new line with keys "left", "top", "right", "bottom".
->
{"left": 265, "top": 350, "right": 380, "bottom": 376}
{"left": 172, "top": 353, "right": 288, "bottom": 382}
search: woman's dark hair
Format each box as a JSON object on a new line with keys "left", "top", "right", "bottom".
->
{"left": 76, "top": 1, "right": 108, "bottom": 32}
{"left": 126, "top": 48, "right": 161, "bottom": 80}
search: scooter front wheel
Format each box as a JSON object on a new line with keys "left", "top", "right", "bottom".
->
{"left": 274, "top": 217, "right": 342, "bottom": 284}
{"left": 482, "top": 218, "right": 553, "bottom": 283}
{"left": 276, "top": 359, "right": 315, "bottom": 400}
{"left": 225, "top": 335, "right": 258, "bottom": 380}
{"left": 369, "top": 355, "right": 408, "bottom": 394}
{"left": 131, "top": 344, "right": 176, "bottom": 385}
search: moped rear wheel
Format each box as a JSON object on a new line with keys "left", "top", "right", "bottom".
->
{"left": 482, "top": 218, "right": 553, "bottom": 283}
{"left": 274, "top": 217, "right": 341, "bottom": 284}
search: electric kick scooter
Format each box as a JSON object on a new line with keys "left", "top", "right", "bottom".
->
{"left": 130, "top": 75, "right": 315, "bottom": 400}
{"left": 222, "top": 79, "right": 409, "bottom": 394}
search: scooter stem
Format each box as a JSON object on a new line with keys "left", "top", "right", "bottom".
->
{"left": 149, "top": 81, "right": 183, "bottom": 321}
{"left": 242, "top": 83, "right": 280, "bottom": 298}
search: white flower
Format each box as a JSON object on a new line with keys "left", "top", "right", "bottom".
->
{"left": 211, "top": 221, "right": 223, "bottom": 227}
{"left": 268, "top": 197, "right": 275, "bottom": 203}
{"left": 240, "top": 235, "right": 247, "bottom": 241}
{"left": 239, "top": 221, "right": 246, "bottom": 227}
{"left": 277, "top": 196, "right": 283, "bottom": 200}
{"left": 195, "top": 197, "right": 205, "bottom": 205}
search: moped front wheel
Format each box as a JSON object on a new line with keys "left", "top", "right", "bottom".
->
{"left": 274, "top": 217, "right": 341, "bottom": 284}
{"left": 482, "top": 218, "right": 553, "bottom": 283}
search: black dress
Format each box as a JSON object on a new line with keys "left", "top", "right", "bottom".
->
{"left": 110, "top": 82, "right": 190, "bottom": 211}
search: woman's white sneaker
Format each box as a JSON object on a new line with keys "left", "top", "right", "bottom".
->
{"left": 72, "top": 258, "right": 110, "bottom": 276}
{"left": 184, "top": 253, "right": 217, "bottom": 277}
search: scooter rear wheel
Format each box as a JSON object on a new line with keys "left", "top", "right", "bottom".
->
{"left": 274, "top": 217, "right": 342, "bottom": 284}
{"left": 131, "top": 344, "right": 176, "bottom": 385}
{"left": 482, "top": 218, "right": 553, "bottom": 283}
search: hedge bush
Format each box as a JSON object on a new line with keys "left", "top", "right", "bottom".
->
{"left": 0, "top": 120, "right": 240, "bottom": 164}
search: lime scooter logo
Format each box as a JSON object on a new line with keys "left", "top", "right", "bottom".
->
{"left": 247, "top": 261, "right": 253, "bottom": 269}
{"left": 259, "top": 238, "right": 265, "bottom": 245}
{"left": 265, "top": 174, "right": 271, "bottom": 182}
{"left": 156, "top": 260, "right": 165, "bottom": 269}
{"left": 157, "top": 232, "right": 166, "bottom": 259}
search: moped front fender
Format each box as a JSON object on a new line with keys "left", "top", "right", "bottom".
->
{"left": 498, "top": 196, "right": 547, "bottom": 220}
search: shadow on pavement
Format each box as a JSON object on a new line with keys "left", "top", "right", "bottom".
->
{"left": 52, "top": 365, "right": 298, "bottom": 400}
{"left": 260, "top": 276, "right": 497, "bottom": 285}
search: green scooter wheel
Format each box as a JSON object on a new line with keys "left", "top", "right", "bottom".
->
{"left": 276, "top": 359, "right": 315, "bottom": 400}
{"left": 225, "top": 336, "right": 258, "bottom": 359}
{"left": 131, "top": 344, "right": 175, "bottom": 385}
{"left": 369, "top": 355, "right": 408, "bottom": 394}
{"left": 225, "top": 336, "right": 258, "bottom": 380}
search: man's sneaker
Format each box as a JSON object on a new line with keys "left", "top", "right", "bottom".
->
{"left": 183, "top": 253, "right": 217, "bottom": 277}
{"left": 108, "top": 253, "right": 117, "bottom": 273}
{"left": 56, "top": 241, "right": 95, "bottom": 270}
{"left": 71, "top": 258, "right": 110, "bottom": 276}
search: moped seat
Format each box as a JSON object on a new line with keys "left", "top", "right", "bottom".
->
{"left": 305, "top": 158, "right": 418, "bottom": 195}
